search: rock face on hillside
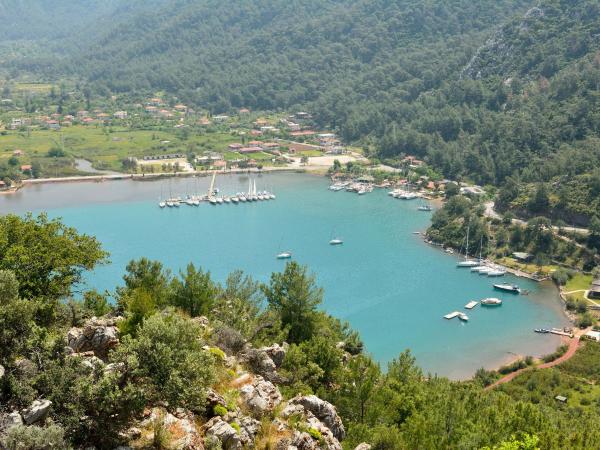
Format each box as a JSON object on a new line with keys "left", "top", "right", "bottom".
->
{"left": 239, "top": 376, "right": 283, "bottom": 415}
{"left": 21, "top": 400, "right": 52, "bottom": 425}
{"left": 288, "top": 395, "right": 345, "bottom": 441}
{"left": 67, "top": 316, "right": 120, "bottom": 359}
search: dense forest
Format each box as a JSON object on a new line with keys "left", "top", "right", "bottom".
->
{"left": 1, "top": 214, "right": 600, "bottom": 449}
{"left": 3, "top": 0, "right": 600, "bottom": 224}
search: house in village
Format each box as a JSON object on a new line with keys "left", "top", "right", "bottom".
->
{"left": 114, "top": 111, "right": 128, "bottom": 120}
{"left": 589, "top": 278, "right": 600, "bottom": 300}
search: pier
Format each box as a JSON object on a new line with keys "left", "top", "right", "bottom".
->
{"left": 444, "top": 311, "right": 461, "bottom": 320}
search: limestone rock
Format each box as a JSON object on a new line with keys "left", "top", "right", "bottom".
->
{"left": 0, "top": 364, "right": 5, "bottom": 380}
{"left": 21, "top": 399, "right": 52, "bottom": 425}
{"left": 0, "top": 411, "right": 23, "bottom": 433}
{"left": 239, "top": 376, "right": 282, "bottom": 416}
{"left": 354, "top": 444, "right": 372, "bottom": 450}
{"left": 67, "top": 316, "right": 120, "bottom": 359}
{"left": 240, "top": 347, "right": 277, "bottom": 379}
{"left": 203, "top": 416, "right": 241, "bottom": 450}
{"left": 289, "top": 395, "right": 345, "bottom": 441}
{"left": 140, "top": 407, "right": 203, "bottom": 450}
{"left": 206, "top": 389, "right": 227, "bottom": 416}
{"left": 260, "top": 343, "right": 287, "bottom": 368}
{"left": 236, "top": 415, "right": 261, "bottom": 447}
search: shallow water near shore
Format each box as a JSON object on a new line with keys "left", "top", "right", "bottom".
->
{"left": 0, "top": 173, "right": 570, "bottom": 379}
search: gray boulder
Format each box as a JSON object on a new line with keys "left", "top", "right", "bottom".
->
{"left": 0, "top": 411, "right": 23, "bottom": 433}
{"left": 289, "top": 395, "right": 345, "bottom": 441}
{"left": 354, "top": 444, "right": 372, "bottom": 450}
{"left": 21, "top": 400, "right": 52, "bottom": 425}
{"left": 140, "top": 407, "right": 203, "bottom": 450}
{"left": 239, "top": 376, "right": 282, "bottom": 416}
{"left": 203, "top": 416, "right": 241, "bottom": 450}
{"left": 67, "top": 316, "right": 120, "bottom": 359}
{"left": 236, "top": 415, "right": 261, "bottom": 447}
{"left": 260, "top": 343, "right": 287, "bottom": 368}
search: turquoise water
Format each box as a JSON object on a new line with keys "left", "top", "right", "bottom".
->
{"left": 0, "top": 173, "right": 569, "bottom": 379}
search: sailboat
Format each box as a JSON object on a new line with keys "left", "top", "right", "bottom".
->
{"left": 457, "top": 221, "right": 479, "bottom": 267}
{"left": 208, "top": 170, "right": 218, "bottom": 204}
{"left": 158, "top": 183, "right": 166, "bottom": 208}
{"left": 276, "top": 251, "right": 293, "bottom": 259}
{"left": 329, "top": 238, "right": 343, "bottom": 245}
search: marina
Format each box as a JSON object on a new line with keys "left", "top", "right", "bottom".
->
{"left": 0, "top": 173, "right": 570, "bottom": 380}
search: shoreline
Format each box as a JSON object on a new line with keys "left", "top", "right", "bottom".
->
{"left": 4, "top": 166, "right": 328, "bottom": 193}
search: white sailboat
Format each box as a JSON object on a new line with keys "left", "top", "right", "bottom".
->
{"left": 457, "top": 222, "right": 479, "bottom": 267}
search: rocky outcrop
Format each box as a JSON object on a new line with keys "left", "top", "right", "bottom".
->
{"left": 260, "top": 343, "right": 287, "bottom": 368}
{"left": 203, "top": 416, "right": 242, "bottom": 450}
{"left": 206, "top": 388, "right": 227, "bottom": 416}
{"left": 137, "top": 407, "right": 203, "bottom": 450}
{"left": 21, "top": 400, "right": 52, "bottom": 425}
{"left": 0, "top": 364, "right": 4, "bottom": 380}
{"left": 67, "top": 316, "right": 120, "bottom": 359}
{"left": 354, "top": 444, "right": 372, "bottom": 450}
{"left": 240, "top": 376, "right": 282, "bottom": 416}
{"left": 236, "top": 415, "right": 261, "bottom": 447}
{"left": 289, "top": 395, "right": 345, "bottom": 441}
{"left": 0, "top": 411, "right": 23, "bottom": 433}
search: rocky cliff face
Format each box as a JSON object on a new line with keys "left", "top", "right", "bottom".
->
{"left": 12, "top": 315, "right": 362, "bottom": 450}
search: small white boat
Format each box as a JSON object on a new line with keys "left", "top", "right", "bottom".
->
{"left": 231, "top": 196, "right": 239, "bottom": 203}
{"left": 192, "top": 199, "right": 200, "bottom": 206}
{"left": 481, "top": 298, "right": 502, "bottom": 306}
{"left": 494, "top": 283, "right": 521, "bottom": 294}
{"left": 166, "top": 201, "right": 174, "bottom": 207}
{"left": 418, "top": 205, "right": 432, "bottom": 211}
{"left": 185, "top": 198, "right": 195, "bottom": 206}
{"left": 329, "top": 238, "right": 343, "bottom": 246}
{"left": 445, "top": 248, "right": 455, "bottom": 254}
{"left": 471, "top": 265, "right": 489, "bottom": 272}
{"left": 216, "top": 197, "right": 224, "bottom": 204}
{"left": 159, "top": 201, "right": 166, "bottom": 208}
{"left": 458, "top": 313, "right": 469, "bottom": 322}
{"left": 487, "top": 270, "right": 506, "bottom": 277}
{"left": 172, "top": 200, "right": 180, "bottom": 207}
{"left": 457, "top": 260, "right": 480, "bottom": 268}
{"left": 224, "top": 196, "right": 231, "bottom": 203}
{"left": 464, "top": 300, "right": 478, "bottom": 310}
{"left": 240, "top": 195, "right": 247, "bottom": 202}
{"left": 257, "top": 194, "right": 264, "bottom": 200}
{"left": 209, "top": 197, "right": 217, "bottom": 205}
{"left": 276, "top": 252, "right": 292, "bottom": 260}
{"left": 270, "top": 193, "right": 276, "bottom": 200}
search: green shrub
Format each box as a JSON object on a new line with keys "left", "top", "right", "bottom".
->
{"left": 231, "top": 422, "right": 241, "bottom": 434}
{"left": 209, "top": 347, "right": 226, "bottom": 360}
{"left": 1, "top": 425, "right": 71, "bottom": 450}
{"left": 307, "top": 427, "right": 322, "bottom": 440}
{"left": 214, "top": 404, "right": 228, "bottom": 416}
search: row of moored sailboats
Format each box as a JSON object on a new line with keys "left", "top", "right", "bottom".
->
{"left": 158, "top": 172, "right": 275, "bottom": 208}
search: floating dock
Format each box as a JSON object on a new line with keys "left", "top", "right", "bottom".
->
{"left": 444, "top": 311, "right": 461, "bottom": 320}
{"left": 464, "top": 301, "right": 478, "bottom": 310}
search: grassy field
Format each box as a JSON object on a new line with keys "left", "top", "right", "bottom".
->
{"left": 0, "top": 125, "right": 275, "bottom": 174}
{"left": 565, "top": 273, "right": 593, "bottom": 292}
{"left": 498, "top": 257, "right": 559, "bottom": 277}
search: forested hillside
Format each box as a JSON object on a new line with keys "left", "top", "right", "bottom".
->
{"left": 4, "top": 0, "right": 600, "bottom": 222}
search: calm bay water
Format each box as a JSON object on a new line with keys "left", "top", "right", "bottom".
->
{"left": 0, "top": 173, "right": 569, "bottom": 379}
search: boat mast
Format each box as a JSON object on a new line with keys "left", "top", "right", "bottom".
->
{"left": 208, "top": 170, "right": 217, "bottom": 197}
{"left": 465, "top": 219, "right": 470, "bottom": 260}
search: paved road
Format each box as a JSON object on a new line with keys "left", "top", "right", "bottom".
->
{"left": 485, "top": 336, "right": 581, "bottom": 390}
